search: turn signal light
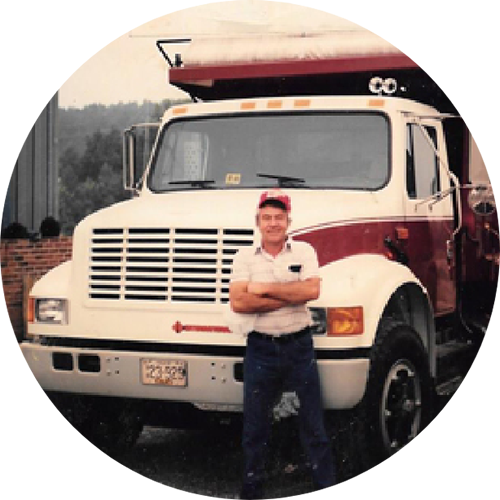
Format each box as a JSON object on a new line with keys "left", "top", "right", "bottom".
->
{"left": 327, "top": 307, "right": 364, "bottom": 336}
{"left": 27, "top": 297, "right": 34, "bottom": 323}
{"left": 395, "top": 226, "right": 409, "bottom": 241}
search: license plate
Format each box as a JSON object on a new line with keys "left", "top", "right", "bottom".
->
{"left": 141, "top": 358, "right": 188, "bottom": 387}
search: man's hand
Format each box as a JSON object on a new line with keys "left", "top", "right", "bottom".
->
{"left": 247, "top": 282, "right": 270, "bottom": 296}
{"left": 230, "top": 281, "right": 287, "bottom": 313}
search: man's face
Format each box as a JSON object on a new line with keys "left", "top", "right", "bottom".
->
{"left": 257, "top": 205, "right": 290, "bottom": 247}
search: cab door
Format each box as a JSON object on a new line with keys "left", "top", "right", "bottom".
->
{"left": 404, "top": 118, "right": 456, "bottom": 315}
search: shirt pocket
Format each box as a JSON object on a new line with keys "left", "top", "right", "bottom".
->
{"left": 274, "top": 261, "right": 302, "bottom": 282}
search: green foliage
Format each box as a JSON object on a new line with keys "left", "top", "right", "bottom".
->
{"left": 58, "top": 100, "right": 187, "bottom": 234}
{"left": 59, "top": 130, "right": 126, "bottom": 234}
{"left": 58, "top": 100, "right": 184, "bottom": 157}
{"left": 79, "top": 129, "right": 122, "bottom": 181}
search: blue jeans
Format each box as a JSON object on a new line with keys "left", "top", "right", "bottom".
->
{"left": 242, "top": 330, "right": 335, "bottom": 495}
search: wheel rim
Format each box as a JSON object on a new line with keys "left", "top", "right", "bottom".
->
{"left": 380, "top": 358, "right": 422, "bottom": 453}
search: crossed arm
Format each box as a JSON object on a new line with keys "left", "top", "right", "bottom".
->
{"left": 229, "top": 278, "right": 320, "bottom": 314}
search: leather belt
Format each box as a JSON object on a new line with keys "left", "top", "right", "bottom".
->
{"left": 249, "top": 327, "right": 310, "bottom": 343}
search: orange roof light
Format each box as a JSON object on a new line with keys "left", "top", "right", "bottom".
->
{"left": 267, "top": 100, "right": 283, "bottom": 109}
{"left": 368, "top": 99, "right": 385, "bottom": 108}
{"left": 172, "top": 107, "right": 188, "bottom": 115}
{"left": 241, "top": 102, "right": 256, "bottom": 110}
{"left": 294, "top": 99, "right": 311, "bottom": 108}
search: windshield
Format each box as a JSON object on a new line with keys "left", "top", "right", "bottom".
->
{"left": 148, "top": 112, "right": 389, "bottom": 191}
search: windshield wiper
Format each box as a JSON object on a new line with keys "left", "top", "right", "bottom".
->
{"left": 168, "top": 179, "right": 215, "bottom": 188}
{"left": 257, "top": 173, "right": 306, "bottom": 187}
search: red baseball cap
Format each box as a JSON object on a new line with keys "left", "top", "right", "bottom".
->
{"left": 258, "top": 190, "right": 291, "bottom": 212}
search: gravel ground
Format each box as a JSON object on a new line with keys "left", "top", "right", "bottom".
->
{"left": 110, "top": 343, "right": 478, "bottom": 499}
{"left": 115, "top": 423, "right": 316, "bottom": 499}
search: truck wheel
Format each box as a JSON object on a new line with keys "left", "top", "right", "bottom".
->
{"left": 360, "top": 319, "right": 433, "bottom": 467}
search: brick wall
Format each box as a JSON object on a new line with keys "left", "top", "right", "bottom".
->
{"left": 1, "top": 237, "right": 73, "bottom": 341}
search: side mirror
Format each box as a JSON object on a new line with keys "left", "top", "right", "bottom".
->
{"left": 123, "top": 124, "right": 160, "bottom": 193}
{"left": 468, "top": 185, "right": 496, "bottom": 216}
{"left": 123, "top": 127, "right": 136, "bottom": 192}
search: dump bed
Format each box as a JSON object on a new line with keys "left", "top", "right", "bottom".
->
{"left": 162, "top": 31, "right": 451, "bottom": 112}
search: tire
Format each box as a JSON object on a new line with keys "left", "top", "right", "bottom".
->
{"left": 48, "top": 393, "right": 144, "bottom": 454}
{"left": 358, "top": 319, "right": 433, "bottom": 467}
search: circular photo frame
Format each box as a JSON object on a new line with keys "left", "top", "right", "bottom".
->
{"left": 2, "top": 1, "right": 498, "bottom": 499}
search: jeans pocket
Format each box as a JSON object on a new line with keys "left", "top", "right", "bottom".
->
{"left": 293, "top": 333, "right": 313, "bottom": 350}
{"left": 248, "top": 334, "right": 274, "bottom": 359}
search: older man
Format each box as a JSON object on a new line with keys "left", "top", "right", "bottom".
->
{"left": 230, "top": 190, "right": 335, "bottom": 499}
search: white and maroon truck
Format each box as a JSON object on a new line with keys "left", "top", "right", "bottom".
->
{"left": 20, "top": 33, "right": 497, "bottom": 471}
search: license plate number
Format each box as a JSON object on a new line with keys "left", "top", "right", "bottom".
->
{"left": 141, "top": 359, "right": 188, "bottom": 387}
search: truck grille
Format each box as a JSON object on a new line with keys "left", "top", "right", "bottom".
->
{"left": 88, "top": 228, "right": 254, "bottom": 303}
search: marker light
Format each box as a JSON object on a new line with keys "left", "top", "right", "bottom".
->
{"left": 172, "top": 106, "right": 188, "bottom": 115}
{"left": 27, "top": 297, "right": 35, "bottom": 323}
{"left": 327, "top": 307, "right": 364, "bottom": 336}
{"left": 267, "top": 100, "right": 283, "bottom": 109}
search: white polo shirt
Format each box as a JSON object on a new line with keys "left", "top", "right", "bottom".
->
{"left": 230, "top": 239, "right": 320, "bottom": 335}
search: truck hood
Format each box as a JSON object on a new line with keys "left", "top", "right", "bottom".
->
{"left": 78, "top": 188, "right": 391, "bottom": 234}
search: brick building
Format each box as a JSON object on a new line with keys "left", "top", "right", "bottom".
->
{"left": 1, "top": 237, "right": 72, "bottom": 341}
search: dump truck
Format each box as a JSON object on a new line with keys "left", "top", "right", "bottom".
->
{"left": 20, "top": 31, "right": 497, "bottom": 471}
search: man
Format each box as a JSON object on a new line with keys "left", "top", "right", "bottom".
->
{"left": 230, "top": 190, "right": 335, "bottom": 499}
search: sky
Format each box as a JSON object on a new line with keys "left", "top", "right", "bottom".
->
{"left": 58, "top": 1, "right": 364, "bottom": 108}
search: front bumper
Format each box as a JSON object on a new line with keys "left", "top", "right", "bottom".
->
{"left": 20, "top": 341, "right": 369, "bottom": 409}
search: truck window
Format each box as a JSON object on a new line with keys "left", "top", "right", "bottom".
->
{"left": 406, "top": 124, "right": 440, "bottom": 199}
{"left": 149, "top": 113, "right": 389, "bottom": 192}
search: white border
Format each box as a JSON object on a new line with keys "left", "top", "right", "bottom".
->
{"left": 1, "top": 1, "right": 498, "bottom": 499}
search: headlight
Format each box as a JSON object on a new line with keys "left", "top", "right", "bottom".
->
{"left": 309, "top": 307, "right": 327, "bottom": 335}
{"left": 35, "top": 299, "right": 68, "bottom": 324}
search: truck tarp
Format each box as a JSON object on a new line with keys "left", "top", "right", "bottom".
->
{"left": 162, "top": 32, "right": 458, "bottom": 112}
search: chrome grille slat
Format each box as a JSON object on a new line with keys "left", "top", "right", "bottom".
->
{"left": 88, "top": 227, "right": 254, "bottom": 303}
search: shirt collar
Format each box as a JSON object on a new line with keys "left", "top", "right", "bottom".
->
{"left": 254, "top": 238, "right": 293, "bottom": 255}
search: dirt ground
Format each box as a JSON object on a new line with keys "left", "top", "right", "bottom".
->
{"left": 115, "top": 422, "right": 315, "bottom": 499}
{"left": 111, "top": 383, "right": 462, "bottom": 498}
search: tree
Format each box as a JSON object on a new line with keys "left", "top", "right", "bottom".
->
{"left": 59, "top": 147, "right": 80, "bottom": 188}
{"left": 57, "top": 100, "right": 190, "bottom": 233}
{"left": 79, "top": 129, "right": 123, "bottom": 181}
{"left": 59, "top": 130, "right": 126, "bottom": 234}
